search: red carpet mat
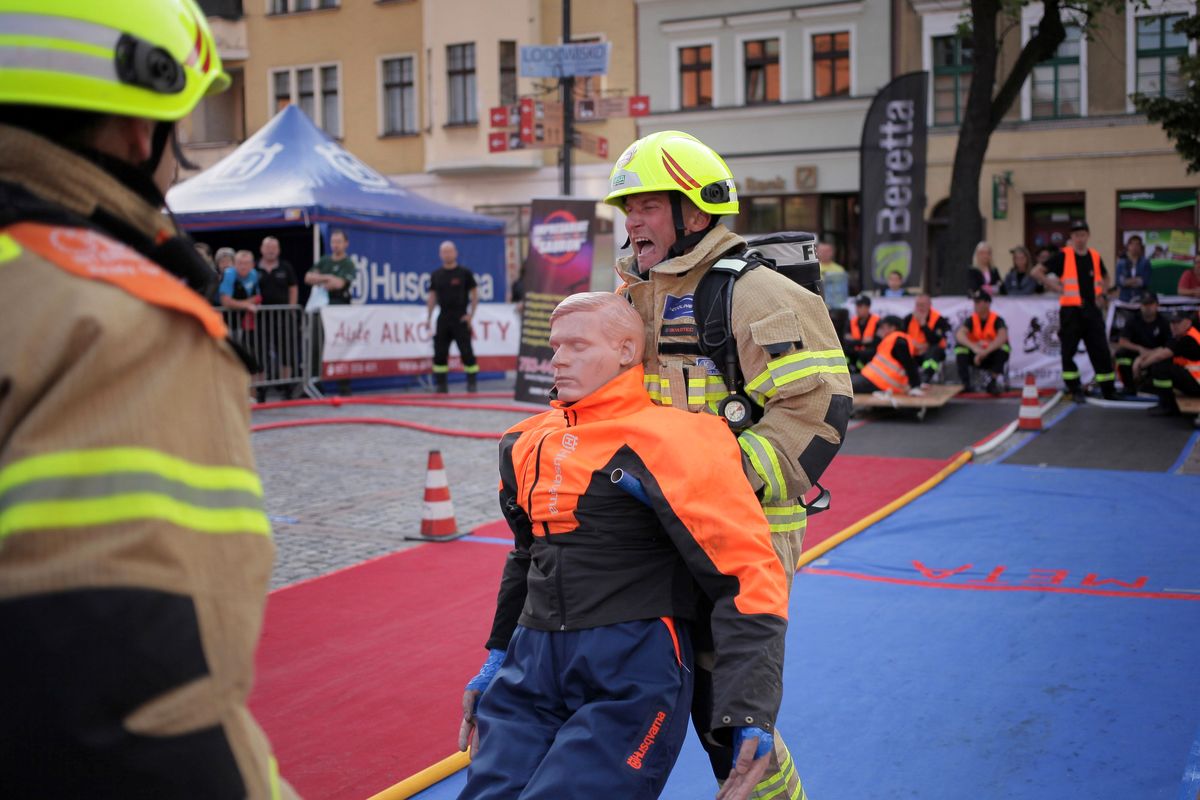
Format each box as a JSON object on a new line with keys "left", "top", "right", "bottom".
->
{"left": 250, "top": 541, "right": 508, "bottom": 800}
{"left": 250, "top": 454, "right": 952, "bottom": 799}
{"left": 800, "top": 454, "right": 951, "bottom": 552}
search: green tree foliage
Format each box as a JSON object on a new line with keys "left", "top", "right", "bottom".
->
{"left": 1133, "top": 14, "right": 1200, "bottom": 173}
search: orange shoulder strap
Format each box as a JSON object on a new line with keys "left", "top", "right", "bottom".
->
{"left": 5, "top": 222, "right": 227, "bottom": 340}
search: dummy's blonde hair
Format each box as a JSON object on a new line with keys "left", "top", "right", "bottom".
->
{"left": 550, "top": 292, "right": 645, "bottom": 363}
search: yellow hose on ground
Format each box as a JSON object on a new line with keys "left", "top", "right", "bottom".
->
{"left": 370, "top": 449, "right": 974, "bottom": 799}
{"left": 365, "top": 752, "right": 469, "bottom": 800}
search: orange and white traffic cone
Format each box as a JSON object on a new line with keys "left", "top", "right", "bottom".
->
{"left": 1017, "top": 373, "right": 1042, "bottom": 431}
{"left": 415, "top": 449, "right": 461, "bottom": 540}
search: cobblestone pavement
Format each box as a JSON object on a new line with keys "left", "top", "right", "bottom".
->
{"left": 252, "top": 377, "right": 539, "bottom": 589}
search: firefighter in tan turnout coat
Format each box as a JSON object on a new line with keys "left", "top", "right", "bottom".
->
{"left": 609, "top": 130, "right": 852, "bottom": 800}
{"left": 0, "top": 1, "right": 294, "bottom": 796}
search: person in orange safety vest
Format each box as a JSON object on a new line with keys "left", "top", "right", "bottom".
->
{"left": 1030, "top": 219, "right": 1117, "bottom": 402}
{"left": 851, "top": 315, "right": 923, "bottom": 396}
{"left": 844, "top": 294, "right": 881, "bottom": 370}
{"left": 903, "top": 292, "right": 952, "bottom": 383}
{"left": 1133, "top": 310, "right": 1200, "bottom": 417}
{"left": 954, "top": 290, "right": 1011, "bottom": 395}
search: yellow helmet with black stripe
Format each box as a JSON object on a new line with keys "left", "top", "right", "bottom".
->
{"left": 0, "top": 0, "right": 229, "bottom": 120}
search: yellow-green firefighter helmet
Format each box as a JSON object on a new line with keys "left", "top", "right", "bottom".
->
{"left": 604, "top": 130, "right": 739, "bottom": 216}
{"left": 0, "top": 0, "right": 230, "bottom": 121}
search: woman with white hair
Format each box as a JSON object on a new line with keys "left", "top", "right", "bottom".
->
{"left": 966, "top": 240, "right": 1002, "bottom": 297}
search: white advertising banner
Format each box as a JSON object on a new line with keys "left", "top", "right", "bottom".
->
{"left": 319, "top": 304, "right": 519, "bottom": 380}
{"left": 849, "top": 296, "right": 1093, "bottom": 388}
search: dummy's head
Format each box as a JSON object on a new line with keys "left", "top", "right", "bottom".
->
{"left": 548, "top": 293, "right": 645, "bottom": 403}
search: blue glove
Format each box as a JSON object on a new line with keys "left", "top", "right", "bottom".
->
{"left": 732, "top": 726, "right": 773, "bottom": 760}
{"left": 466, "top": 648, "right": 506, "bottom": 693}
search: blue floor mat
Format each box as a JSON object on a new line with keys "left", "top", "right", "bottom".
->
{"left": 415, "top": 464, "right": 1200, "bottom": 800}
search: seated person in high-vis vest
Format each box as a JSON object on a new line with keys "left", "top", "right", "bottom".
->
{"left": 844, "top": 294, "right": 881, "bottom": 371}
{"left": 955, "top": 290, "right": 1011, "bottom": 395}
{"left": 1133, "top": 310, "right": 1200, "bottom": 417}
{"left": 904, "top": 293, "right": 952, "bottom": 384}
{"left": 456, "top": 292, "right": 789, "bottom": 800}
{"left": 851, "top": 315, "right": 923, "bottom": 396}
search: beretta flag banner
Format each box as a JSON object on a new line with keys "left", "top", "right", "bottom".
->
{"left": 859, "top": 71, "right": 928, "bottom": 293}
{"left": 514, "top": 198, "right": 597, "bottom": 404}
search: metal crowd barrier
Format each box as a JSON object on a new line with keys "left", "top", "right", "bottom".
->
{"left": 219, "top": 304, "right": 316, "bottom": 400}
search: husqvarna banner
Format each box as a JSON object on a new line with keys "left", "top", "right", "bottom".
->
{"left": 859, "top": 72, "right": 928, "bottom": 293}
{"left": 515, "top": 198, "right": 597, "bottom": 404}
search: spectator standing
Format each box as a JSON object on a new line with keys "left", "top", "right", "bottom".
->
{"left": 0, "top": 1, "right": 293, "bottom": 794}
{"left": 851, "top": 315, "right": 923, "bottom": 396}
{"left": 1031, "top": 219, "right": 1117, "bottom": 401}
{"left": 1114, "top": 291, "right": 1171, "bottom": 395}
{"left": 967, "top": 241, "right": 1002, "bottom": 297}
{"left": 426, "top": 240, "right": 480, "bottom": 393}
{"left": 1136, "top": 310, "right": 1200, "bottom": 416}
{"left": 1178, "top": 253, "right": 1200, "bottom": 298}
{"left": 257, "top": 236, "right": 299, "bottom": 397}
{"left": 220, "top": 250, "right": 264, "bottom": 395}
{"left": 904, "top": 293, "right": 952, "bottom": 383}
{"left": 817, "top": 240, "right": 849, "bottom": 310}
{"left": 845, "top": 294, "right": 881, "bottom": 370}
{"left": 306, "top": 229, "right": 358, "bottom": 395}
{"left": 1035, "top": 245, "right": 1054, "bottom": 268}
{"left": 955, "top": 290, "right": 1010, "bottom": 395}
{"left": 1001, "top": 245, "right": 1041, "bottom": 296}
{"left": 1115, "top": 235, "right": 1153, "bottom": 303}
{"left": 213, "top": 246, "right": 236, "bottom": 305}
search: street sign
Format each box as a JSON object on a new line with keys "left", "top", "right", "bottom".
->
{"left": 573, "top": 131, "right": 608, "bottom": 158}
{"left": 520, "top": 42, "right": 611, "bottom": 78}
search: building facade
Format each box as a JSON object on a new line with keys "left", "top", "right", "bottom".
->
{"left": 189, "top": 0, "right": 639, "bottom": 293}
{"left": 631, "top": 0, "right": 896, "bottom": 273}
{"left": 902, "top": 0, "right": 1198, "bottom": 294}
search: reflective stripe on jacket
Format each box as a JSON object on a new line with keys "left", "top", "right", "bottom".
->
{"left": 861, "top": 331, "right": 912, "bottom": 394}
{"left": 1060, "top": 248, "right": 1105, "bottom": 307}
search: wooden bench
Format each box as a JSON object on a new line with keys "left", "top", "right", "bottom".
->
{"left": 852, "top": 383, "right": 964, "bottom": 415}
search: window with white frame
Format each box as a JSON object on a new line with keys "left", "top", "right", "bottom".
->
{"left": 1030, "top": 24, "right": 1082, "bottom": 119}
{"left": 447, "top": 42, "right": 477, "bottom": 125}
{"left": 932, "top": 34, "right": 972, "bottom": 125}
{"left": 499, "top": 41, "right": 518, "bottom": 107}
{"left": 1135, "top": 13, "right": 1188, "bottom": 98}
{"left": 744, "top": 38, "right": 780, "bottom": 104}
{"left": 679, "top": 44, "right": 714, "bottom": 109}
{"left": 270, "top": 64, "right": 341, "bottom": 136}
{"left": 382, "top": 56, "right": 416, "bottom": 135}
{"left": 812, "top": 31, "right": 850, "bottom": 98}
{"left": 267, "top": 0, "right": 337, "bottom": 14}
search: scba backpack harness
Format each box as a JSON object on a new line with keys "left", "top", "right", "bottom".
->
{"left": 694, "top": 230, "right": 823, "bottom": 431}
{"left": 692, "top": 230, "right": 832, "bottom": 515}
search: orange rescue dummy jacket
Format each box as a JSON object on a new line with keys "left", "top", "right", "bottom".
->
{"left": 486, "top": 366, "right": 789, "bottom": 733}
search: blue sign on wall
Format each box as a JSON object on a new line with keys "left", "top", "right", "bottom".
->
{"left": 520, "top": 42, "right": 611, "bottom": 78}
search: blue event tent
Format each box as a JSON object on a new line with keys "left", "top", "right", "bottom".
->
{"left": 167, "top": 105, "right": 505, "bottom": 305}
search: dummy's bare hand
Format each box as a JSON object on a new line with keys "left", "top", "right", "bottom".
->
{"left": 715, "top": 737, "right": 772, "bottom": 800}
{"left": 458, "top": 689, "right": 482, "bottom": 753}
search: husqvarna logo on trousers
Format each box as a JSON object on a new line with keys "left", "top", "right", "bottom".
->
{"left": 626, "top": 710, "right": 667, "bottom": 769}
